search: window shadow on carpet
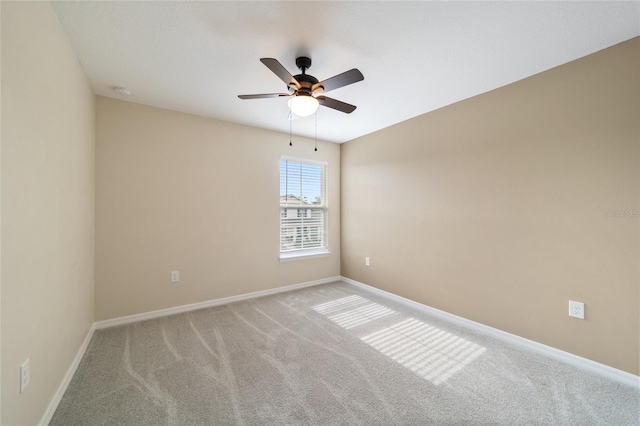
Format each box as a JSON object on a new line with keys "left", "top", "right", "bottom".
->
{"left": 313, "top": 295, "right": 486, "bottom": 385}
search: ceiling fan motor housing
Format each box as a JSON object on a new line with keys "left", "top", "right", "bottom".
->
{"left": 291, "top": 57, "right": 322, "bottom": 95}
{"left": 292, "top": 76, "right": 321, "bottom": 96}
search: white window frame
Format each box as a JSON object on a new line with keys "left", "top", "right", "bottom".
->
{"left": 279, "top": 156, "right": 329, "bottom": 261}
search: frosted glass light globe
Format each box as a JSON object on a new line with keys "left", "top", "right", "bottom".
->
{"left": 288, "top": 95, "right": 319, "bottom": 117}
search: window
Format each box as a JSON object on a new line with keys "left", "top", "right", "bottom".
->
{"left": 280, "top": 158, "right": 328, "bottom": 259}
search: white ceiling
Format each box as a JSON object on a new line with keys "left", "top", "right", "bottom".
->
{"left": 51, "top": 1, "right": 639, "bottom": 144}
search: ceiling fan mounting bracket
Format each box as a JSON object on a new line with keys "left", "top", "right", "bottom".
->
{"left": 295, "top": 56, "right": 312, "bottom": 73}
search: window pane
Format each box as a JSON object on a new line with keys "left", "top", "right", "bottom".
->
{"left": 280, "top": 159, "right": 327, "bottom": 254}
{"left": 280, "top": 161, "right": 325, "bottom": 206}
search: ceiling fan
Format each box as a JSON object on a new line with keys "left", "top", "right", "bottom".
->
{"left": 238, "top": 57, "right": 364, "bottom": 116}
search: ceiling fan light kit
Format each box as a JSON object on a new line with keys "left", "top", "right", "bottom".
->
{"left": 239, "top": 56, "right": 364, "bottom": 116}
{"left": 288, "top": 95, "right": 319, "bottom": 117}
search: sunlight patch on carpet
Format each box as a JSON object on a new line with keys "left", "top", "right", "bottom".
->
{"left": 361, "top": 318, "right": 486, "bottom": 385}
{"left": 312, "top": 295, "right": 395, "bottom": 329}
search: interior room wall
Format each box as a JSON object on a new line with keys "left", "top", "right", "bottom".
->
{"left": 96, "top": 97, "right": 340, "bottom": 321}
{"left": 0, "top": 4, "right": 3, "bottom": 423}
{"left": 1, "top": 4, "right": 3, "bottom": 423}
{"left": 341, "top": 38, "right": 639, "bottom": 374}
{"left": 1, "top": 2, "right": 96, "bottom": 425}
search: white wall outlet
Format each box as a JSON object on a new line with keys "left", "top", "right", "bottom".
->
{"left": 171, "top": 270, "right": 179, "bottom": 283}
{"left": 569, "top": 300, "right": 584, "bottom": 319}
{"left": 20, "top": 358, "right": 30, "bottom": 393}
{"left": 365, "top": 256, "right": 370, "bottom": 266}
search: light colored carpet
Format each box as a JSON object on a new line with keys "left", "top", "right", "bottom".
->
{"left": 51, "top": 281, "right": 639, "bottom": 425}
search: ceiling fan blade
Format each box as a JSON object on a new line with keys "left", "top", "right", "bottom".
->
{"left": 260, "top": 58, "right": 300, "bottom": 89}
{"left": 238, "top": 93, "right": 290, "bottom": 99}
{"left": 317, "top": 96, "right": 357, "bottom": 114}
{"left": 313, "top": 69, "right": 364, "bottom": 93}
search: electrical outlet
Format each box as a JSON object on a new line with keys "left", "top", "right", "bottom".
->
{"left": 365, "top": 256, "right": 370, "bottom": 266}
{"left": 20, "top": 358, "right": 30, "bottom": 393}
{"left": 171, "top": 271, "right": 179, "bottom": 283}
{"left": 569, "top": 300, "right": 584, "bottom": 319}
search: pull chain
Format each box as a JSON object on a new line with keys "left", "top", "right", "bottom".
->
{"left": 289, "top": 115, "right": 293, "bottom": 146}
{"left": 289, "top": 113, "right": 293, "bottom": 146}
{"left": 314, "top": 111, "right": 318, "bottom": 152}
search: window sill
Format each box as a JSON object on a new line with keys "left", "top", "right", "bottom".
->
{"left": 279, "top": 249, "right": 330, "bottom": 262}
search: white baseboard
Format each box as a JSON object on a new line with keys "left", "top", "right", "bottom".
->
{"left": 95, "top": 276, "right": 341, "bottom": 330}
{"left": 40, "top": 323, "right": 96, "bottom": 426}
{"left": 341, "top": 276, "right": 640, "bottom": 389}
{"left": 41, "top": 274, "right": 637, "bottom": 425}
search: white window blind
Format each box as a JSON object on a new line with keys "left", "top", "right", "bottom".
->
{"left": 280, "top": 158, "right": 327, "bottom": 256}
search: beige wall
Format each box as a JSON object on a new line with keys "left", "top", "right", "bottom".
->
{"left": 1, "top": 2, "right": 96, "bottom": 425}
{"left": 0, "top": 4, "right": 3, "bottom": 422}
{"left": 341, "top": 38, "right": 639, "bottom": 374}
{"left": 96, "top": 97, "right": 340, "bottom": 321}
